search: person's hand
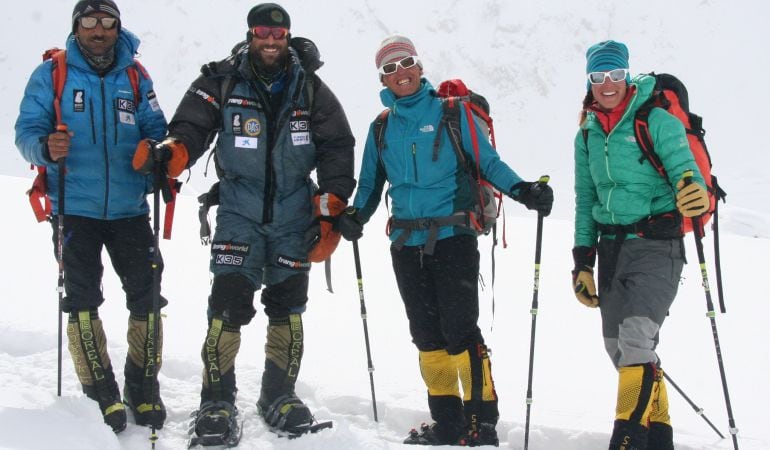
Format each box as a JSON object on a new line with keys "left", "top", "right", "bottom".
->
{"left": 675, "top": 177, "right": 709, "bottom": 218}
{"left": 572, "top": 269, "right": 599, "bottom": 307}
{"left": 307, "top": 192, "right": 347, "bottom": 262}
{"left": 46, "top": 129, "right": 73, "bottom": 161}
{"left": 335, "top": 207, "right": 364, "bottom": 241}
{"left": 571, "top": 245, "right": 598, "bottom": 307}
{"left": 511, "top": 179, "right": 553, "bottom": 216}
{"left": 132, "top": 138, "right": 189, "bottom": 178}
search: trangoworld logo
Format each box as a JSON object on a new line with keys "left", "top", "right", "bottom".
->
{"left": 212, "top": 241, "right": 250, "bottom": 267}
{"left": 276, "top": 255, "right": 311, "bottom": 271}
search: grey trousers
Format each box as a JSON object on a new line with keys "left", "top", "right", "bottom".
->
{"left": 598, "top": 238, "right": 685, "bottom": 368}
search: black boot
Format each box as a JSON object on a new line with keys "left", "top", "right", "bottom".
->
{"left": 456, "top": 344, "right": 499, "bottom": 447}
{"left": 257, "top": 314, "right": 314, "bottom": 433}
{"left": 609, "top": 419, "right": 648, "bottom": 450}
{"left": 192, "top": 317, "right": 241, "bottom": 440}
{"left": 67, "top": 310, "right": 127, "bottom": 433}
{"left": 123, "top": 313, "right": 165, "bottom": 428}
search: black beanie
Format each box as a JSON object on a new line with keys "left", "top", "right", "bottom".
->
{"left": 72, "top": 0, "right": 121, "bottom": 33}
{"left": 247, "top": 3, "right": 290, "bottom": 29}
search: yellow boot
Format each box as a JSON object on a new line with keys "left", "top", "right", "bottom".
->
{"left": 67, "top": 309, "right": 126, "bottom": 433}
{"left": 647, "top": 368, "right": 674, "bottom": 450}
{"left": 608, "top": 363, "right": 655, "bottom": 450}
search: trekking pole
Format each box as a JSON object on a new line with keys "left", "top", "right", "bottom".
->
{"left": 148, "top": 143, "right": 166, "bottom": 449}
{"left": 55, "top": 124, "right": 67, "bottom": 397}
{"left": 352, "top": 240, "right": 378, "bottom": 422}
{"left": 683, "top": 170, "right": 739, "bottom": 449}
{"left": 523, "top": 175, "right": 549, "bottom": 450}
{"left": 662, "top": 371, "right": 724, "bottom": 438}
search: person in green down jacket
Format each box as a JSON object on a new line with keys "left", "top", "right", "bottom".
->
{"left": 571, "top": 40, "right": 710, "bottom": 450}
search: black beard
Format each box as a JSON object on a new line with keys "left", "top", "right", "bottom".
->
{"left": 249, "top": 48, "right": 288, "bottom": 77}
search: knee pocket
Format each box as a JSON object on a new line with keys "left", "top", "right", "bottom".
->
{"left": 210, "top": 273, "right": 256, "bottom": 326}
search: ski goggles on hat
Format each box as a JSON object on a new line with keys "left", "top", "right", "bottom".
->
{"left": 587, "top": 68, "right": 629, "bottom": 85}
{"left": 378, "top": 56, "right": 421, "bottom": 76}
{"left": 79, "top": 16, "right": 119, "bottom": 30}
{"left": 250, "top": 26, "right": 289, "bottom": 40}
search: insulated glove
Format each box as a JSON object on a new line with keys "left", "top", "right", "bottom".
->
{"left": 675, "top": 178, "right": 709, "bottom": 218}
{"left": 573, "top": 269, "right": 599, "bottom": 308}
{"left": 336, "top": 207, "right": 364, "bottom": 241}
{"left": 572, "top": 246, "right": 598, "bottom": 308}
{"left": 307, "top": 192, "right": 347, "bottom": 263}
{"left": 511, "top": 180, "right": 554, "bottom": 216}
{"left": 132, "top": 138, "right": 189, "bottom": 178}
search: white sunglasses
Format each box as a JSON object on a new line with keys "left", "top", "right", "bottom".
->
{"left": 587, "top": 68, "right": 629, "bottom": 85}
{"left": 378, "top": 56, "right": 421, "bottom": 75}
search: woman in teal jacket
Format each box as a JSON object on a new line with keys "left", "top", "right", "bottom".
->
{"left": 571, "top": 40, "right": 711, "bottom": 450}
{"left": 338, "top": 35, "right": 553, "bottom": 446}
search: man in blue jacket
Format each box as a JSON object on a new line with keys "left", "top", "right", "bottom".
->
{"left": 337, "top": 35, "right": 553, "bottom": 446}
{"left": 15, "top": 0, "right": 170, "bottom": 433}
{"left": 151, "top": 3, "right": 355, "bottom": 442}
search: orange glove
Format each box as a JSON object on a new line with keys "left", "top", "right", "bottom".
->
{"left": 675, "top": 178, "right": 709, "bottom": 218}
{"left": 133, "top": 139, "right": 189, "bottom": 178}
{"left": 307, "top": 192, "right": 347, "bottom": 263}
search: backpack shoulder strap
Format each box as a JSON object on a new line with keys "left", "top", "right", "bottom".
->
{"left": 633, "top": 93, "right": 668, "bottom": 179}
{"left": 48, "top": 49, "right": 68, "bottom": 126}
{"left": 373, "top": 109, "right": 390, "bottom": 152}
{"left": 436, "top": 97, "right": 467, "bottom": 165}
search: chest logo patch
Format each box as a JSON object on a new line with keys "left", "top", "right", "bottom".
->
{"left": 244, "top": 118, "right": 261, "bottom": 136}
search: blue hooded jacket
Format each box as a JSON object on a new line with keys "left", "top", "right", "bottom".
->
{"left": 353, "top": 79, "right": 522, "bottom": 247}
{"left": 15, "top": 29, "right": 167, "bottom": 220}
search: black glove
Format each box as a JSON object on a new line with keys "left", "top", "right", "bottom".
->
{"left": 512, "top": 180, "right": 554, "bottom": 216}
{"left": 335, "top": 207, "right": 364, "bottom": 241}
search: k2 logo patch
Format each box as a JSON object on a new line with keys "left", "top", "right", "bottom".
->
{"left": 73, "top": 89, "right": 85, "bottom": 112}
{"left": 117, "top": 98, "right": 135, "bottom": 114}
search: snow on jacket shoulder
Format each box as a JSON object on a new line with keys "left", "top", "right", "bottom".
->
{"left": 353, "top": 79, "right": 522, "bottom": 247}
{"left": 573, "top": 73, "right": 705, "bottom": 248}
{"left": 14, "top": 29, "right": 167, "bottom": 220}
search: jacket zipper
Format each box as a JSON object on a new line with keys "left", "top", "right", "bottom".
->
{"left": 411, "top": 142, "right": 419, "bottom": 183}
{"left": 101, "top": 77, "right": 110, "bottom": 218}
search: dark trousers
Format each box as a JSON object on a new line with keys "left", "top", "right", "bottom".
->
{"left": 51, "top": 214, "right": 163, "bottom": 314}
{"left": 391, "top": 234, "right": 483, "bottom": 354}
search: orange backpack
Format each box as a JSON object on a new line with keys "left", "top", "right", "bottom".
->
{"left": 632, "top": 73, "right": 727, "bottom": 235}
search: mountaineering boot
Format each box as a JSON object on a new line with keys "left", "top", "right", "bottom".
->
{"left": 193, "top": 317, "right": 242, "bottom": 441}
{"left": 608, "top": 363, "right": 656, "bottom": 450}
{"left": 404, "top": 349, "right": 465, "bottom": 445}
{"left": 123, "top": 313, "right": 166, "bottom": 428}
{"left": 647, "top": 367, "right": 674, "bottom": 450}
{"left": 455, "top": 344, "right": 499, "bottom": 447}
{"left": 257, "top": 314, "right": 315, "bottom": 434}
{"left": 67, "top": 309, "right": 127, "bottom": 433}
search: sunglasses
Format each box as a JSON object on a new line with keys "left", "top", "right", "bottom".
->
{"left": 250, "top": 26, "right": 289, "bottom": 40}
{"left": 587, "top": 68, "right": 629, "bottom": 85}
{"left": 378, "top": 56, "right": 421, "bottom": 76}
{"left": 79, "top": 16, "right": 119, "bottom": 30}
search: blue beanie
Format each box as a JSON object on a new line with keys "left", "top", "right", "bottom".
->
{"left": 585, "top": 40, "right": 631, "bottom": 88}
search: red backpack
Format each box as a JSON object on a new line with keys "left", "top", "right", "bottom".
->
{"left": 28, "top": 49, "right": 180, "bottom": 239}
{"left": 633, "top": 73, "right": 727, "bottom": 235}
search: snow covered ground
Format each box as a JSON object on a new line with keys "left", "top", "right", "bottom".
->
{"left": 1, "top": 1, "right": 768, "bottom": 449}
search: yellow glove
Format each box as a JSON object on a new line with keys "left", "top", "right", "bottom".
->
{"left": 675, "top": 179, "right": 709, "bottom": 218}
{"left": 572, "top": 269, "right": 599, "bottom": 308}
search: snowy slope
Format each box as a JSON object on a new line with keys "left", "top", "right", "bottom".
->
{"left": 1, "top": 1, "right": 769, "bottom": 449}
